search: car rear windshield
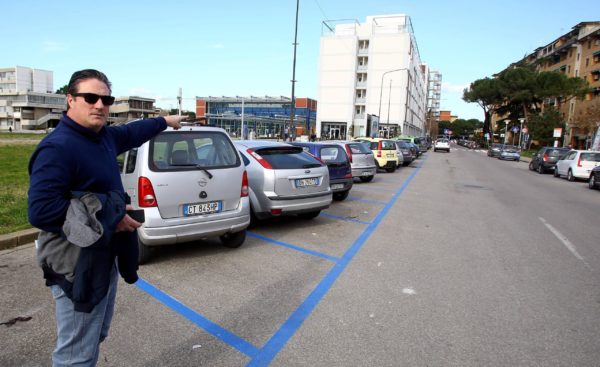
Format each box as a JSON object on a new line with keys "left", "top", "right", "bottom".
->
{"left": 150, "top": 131, "right": 240, "bottom": 171}
{"left": 256, "top": 147, "right": 323, "bottom": 169}
{"left": 547, "top": 148, "right": 570, "bottom": 157}
{"left": 580, "top": 152, "right": 600, "bottom": 162}
{"left": 381, "top": 140, "right": 396, "bottom": 150}
{"left": 347, "top": 142, "right": 371, "bottom": 154}
{"left": 319, "top": 146, "right": 347, "bottom": 163}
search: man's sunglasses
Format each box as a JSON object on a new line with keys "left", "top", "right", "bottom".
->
{"left": 71, "top": 93, "right": 115, "bottom": 106}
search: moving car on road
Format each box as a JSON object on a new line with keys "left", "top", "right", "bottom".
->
{"left": 433, "top": 138, "right": 450, "bottom": 153}
{"left": 498, "top": 145, "right": 520, "bottom": 161}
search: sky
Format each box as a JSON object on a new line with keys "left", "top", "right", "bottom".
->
{"left": 2, "top": 0, "right": 597, "bottom": 120}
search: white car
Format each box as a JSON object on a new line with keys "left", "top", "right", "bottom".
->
{"left": 433, "top": 138, "right": 450, "bottom": 153}
{"left": 554, "top": 150, "right": 600, "bottom": 181}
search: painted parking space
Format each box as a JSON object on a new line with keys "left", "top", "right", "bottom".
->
{"left": 133, "top": 158, "right": 425, "bottom": 366}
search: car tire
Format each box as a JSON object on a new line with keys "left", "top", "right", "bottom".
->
{"left": 529, "top": 161, "right": 534, "bottom": 171}
{"left": 298, "top": 210, "right": 321, "bottom": 220}
{"left": 385, "top": 165, "right": 396, "bottom": 173}
{"left": 567, "top": 170, "right": 575, "bottom": 182}
{"left": 537, "top": 164, "right": 545, "bottom": 174}
{"left": 589, "top": 175, "right": 597, "bottom": 190}
{"left": 554, "top": 168, "right": 560, "bottom": 177}
{"left": 138, "top": 239, "right": 152, "bottom": 265}
{"left": 220, "top": 230, "right": 246, "bottom": 248}
{"left": 359, "top": 175, "right": 374, "bottom": 182}
{"left": 333, "top": 190, "right": 350, "bottom": 201}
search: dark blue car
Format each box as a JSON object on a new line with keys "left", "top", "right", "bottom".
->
{"left": 290, "top": 142, "right": 353, "bottom": 201}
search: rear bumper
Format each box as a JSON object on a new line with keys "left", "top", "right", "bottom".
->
{"left": 259, "top": 191, "right": 332, "bottom": 217}
{"left": 330, "top": 177, "right": 353, "bottom": 192}
{"left": 352, "top": 166, "right": 376, "bottom": 178}
{"left": 138, "top": 198, "right": 250, "bottom": 246}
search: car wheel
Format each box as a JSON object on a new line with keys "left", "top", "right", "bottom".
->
{"left": 333, "top": 190, "right": 350, "bottom": 201}
{"left": 138, "top": 239, "right": 152, "bottom": 265}
{"left": 529, "top": 161, "right": 534, "bottom": 171}
{"left": 554, "top": 168, "right": 560, "bottom": 177}
{"left": 589, "top": 175, "right": 597, "bottom": 190}
{"left": 220, "top": 230, "right": 246, "bottom": 248}
{"left": 359, "top": 175, "right": 374, "bottom": 182}
{"left": 298, "top": 210, "right": 321, "bottom": 220}
{"left": 567, "top": 169, "right": 575, "bottom": 182}
{"left": 537, "top": 164, "right": 544, "bottom": 174}
{"left": 385, "top": 165, "right": 396, "bottom": 173}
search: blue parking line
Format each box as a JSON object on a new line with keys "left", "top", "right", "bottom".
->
{"left": 246, "top": 160, "right": 424, "bottom": 367}
{"left": 135, "top": 278, "right": 260, "bottom": 358}
{"left": 247, "top": 232, "right": 340, "bottom": 262}
{"left": 346, "top": 196, "right": 387, "bottom": 205}
{"left": 351, "top": 185, "right": 397, "bottom": 192}
{"left": 318, "top": 211, "right": 371, "bottom": 225}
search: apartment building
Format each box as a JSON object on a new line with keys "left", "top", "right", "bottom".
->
{"left": 520, "top": 22, "right": 600, "bottom": 148}
{"left": 108, "top": 96, "right": 158, "bottom": 125}
{"left": 196, "top": 96, "right": 317, "bottom": 138}
{"left": 0, "top": 66, "right": 65, "bottom": 131}
{"left": 316, "top": 14, "right": 429, "bottom": 139}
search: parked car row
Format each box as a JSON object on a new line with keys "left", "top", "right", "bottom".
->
{"left": 117, "top": 126, "right": 424, "bottom": 264}
{"left": 527, "top": 147, "right": 600, "bottom": 189}
{"left": 486, "top": 143, "right": 521, "bottom": 161}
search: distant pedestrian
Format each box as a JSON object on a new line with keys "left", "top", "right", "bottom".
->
{"left": 28, "top": 69, "right": 187, "bottom": 366}
{"left": 8, "top": 126, "right": 12, "bottom": 133}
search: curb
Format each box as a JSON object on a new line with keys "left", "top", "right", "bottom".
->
{"left": 0, "top": 228, "right": 39, "bottom": 251}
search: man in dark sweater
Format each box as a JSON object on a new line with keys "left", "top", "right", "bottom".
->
{"left": 28, "top": 69, "right": 186, "bottom": 366}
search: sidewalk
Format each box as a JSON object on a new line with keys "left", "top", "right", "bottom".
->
{"left": 0, "top": 228, "right": 39, "bottom": 251}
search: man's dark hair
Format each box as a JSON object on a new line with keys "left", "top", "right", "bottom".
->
{"left": 67, "top": 69, "right": 112, "bottom": 95}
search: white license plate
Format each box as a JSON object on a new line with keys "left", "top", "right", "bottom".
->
{"left": 296, "top": 178, "right": 318, "bottom": 187}
{"left": 361, "top": 171, "right": 371, "bottom": 176}
{"left": 183, "top": 201, "right": 221, "bottom": 216}
{"left": 331, "top": 183, "right": 344, "bottom": 190}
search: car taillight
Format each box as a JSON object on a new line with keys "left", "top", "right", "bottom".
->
{"left": 377, "top": 141, "right": 382, "bottom": 157}
{"left": 344, "top": 172, "right": 353, "bottom": 179}
{"left": 241, "top": 170, "right": 249, "bottom": 197}
{"left": 345, "top": 145, "right": 353, "bottom": 163}
{"left": 543, "top": 152, "right": 548, "bottom": 162}
{"left": 247, "top": 148, "right": 273, "bottom": 169}
{"left": 577, "top": 155, "right": 582, "bottom": 167}
{"left": 138, "top": 176, "right": 157, "bottom": 207}
{"left": 270, "top": 208, "right": 282, "bottom": 215}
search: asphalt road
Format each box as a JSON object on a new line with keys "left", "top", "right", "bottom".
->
{"left": 1, "top": 145, "right": 599, "bottom": 367}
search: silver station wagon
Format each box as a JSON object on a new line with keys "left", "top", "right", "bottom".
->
{"left": 235, "top": 140, "right": 332, "bottom": 221}
{"left": 119, "top": 125, "right": 250, "bottom": 263}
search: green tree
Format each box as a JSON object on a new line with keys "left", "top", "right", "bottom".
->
{"left": 55, "top": 84, "right": 68, "bottom": 94}
{"left": 463, "top": 78, "right": 503, "bottom": 136}
{"left": 528, "top": 106, "right": 564, "bottom": 147}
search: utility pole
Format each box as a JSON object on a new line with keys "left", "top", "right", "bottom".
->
{"left": 289, "top": 0, "right": 299, "bottom": 141}
{"left": 177, "top": 88, "right": 182, "bottom": 116}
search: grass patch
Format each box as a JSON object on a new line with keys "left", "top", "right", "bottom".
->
{"left": 0, "top": 132, "right": 46, "bottom": 140}
{"left": 0, "top": 144, "right": 37, "bottom": 234}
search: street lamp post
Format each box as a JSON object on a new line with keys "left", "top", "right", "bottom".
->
{"left": 504, "top": 119, "right": 510, "bottom": 144}
{"left": 518, "top": 117, "right": 525, "bottom": 149}
{"left": 377, "top": 68, "right": 408, "bottom": 136}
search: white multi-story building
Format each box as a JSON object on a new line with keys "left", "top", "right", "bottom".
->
{"left": 0, "top": 66, "right": 65, "bottom": 131}
{"left": 316, "top": 14, "right": 429, "bottom": 139}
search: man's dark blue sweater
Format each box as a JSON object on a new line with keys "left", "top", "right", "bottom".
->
{"left": 28, "top": 113, "right": 168, "bottom": 311}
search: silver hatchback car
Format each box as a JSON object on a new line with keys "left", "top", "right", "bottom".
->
{"left": 235, "top": 140, "right": 332, "bottom": 221}
{"left": 119, "top": 125, "right": 250, "bottom": 263}
{"left": 325, "top": 141, "right": 377, "bottom": 182}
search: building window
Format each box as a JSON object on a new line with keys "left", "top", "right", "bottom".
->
{"left": 586, "top": 58, "right": 589, "bottom": 67}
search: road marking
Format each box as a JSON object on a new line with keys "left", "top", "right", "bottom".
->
{"left": 539, "top": 217, "right": 593, "bottom": 271}
{"left": 247, "top": 232, "right": 340, "bottom": 262}
{"left": 247, "top": 160, "right": 425, "bottom": 366}
{"left": 135, "top": 279, "right": 260, "bottom": 358}
{"left": 346, "top": 196, "right": 387, "bottom": 205}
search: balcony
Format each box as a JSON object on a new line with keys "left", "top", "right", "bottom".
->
{"left": 356, "top": 81, "right": 367, "bottom": 88}
{"left": 354, "top": 97, "right": 366, "bottom": 105}
{"left": 357, "top": 48, "right": 369, "bottom": 56}
{"left": 354, "top": 114, "right": 366, "bottom": 120}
